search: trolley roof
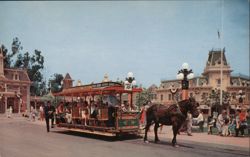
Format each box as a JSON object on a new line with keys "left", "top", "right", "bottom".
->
{"left": 53, "top": 81, "right": 142, "bottom": 97}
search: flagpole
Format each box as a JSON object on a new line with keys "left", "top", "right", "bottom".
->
{"left": 219, "top": 0, "right": 224, "bottom": 106}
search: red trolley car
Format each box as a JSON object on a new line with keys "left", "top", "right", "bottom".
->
{"left": 54, "top": 81, "right": 142, "bottom": 137}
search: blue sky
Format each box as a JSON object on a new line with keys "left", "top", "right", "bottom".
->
{"left": 0, "top": 0, "right": 249, "bottom": 87}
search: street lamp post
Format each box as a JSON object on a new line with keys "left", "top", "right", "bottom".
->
{"left": 124, "top": 72, "right": 137, "bottom": 110}
{"left": 124, "top": 72, "right": 136, "bottom": 91}
{"left": 176, "top": 63, "right": 194, "bottom": 100}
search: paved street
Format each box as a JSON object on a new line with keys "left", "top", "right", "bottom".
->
{"left": 0, "top": 116, "right": 249, "bottom": 157}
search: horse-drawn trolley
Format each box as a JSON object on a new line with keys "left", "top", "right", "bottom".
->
{"left": 54, "top": 81, "right": 142, "bottom": 137}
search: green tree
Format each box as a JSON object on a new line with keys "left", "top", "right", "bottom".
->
{"left": 11, "top": 37, "right": 23, "bottom": 55}
{"left": 3, "top": 37, "right": 46, "bottom": 96}
{"left": 2, "top": 37, "right": 23, "bottom": 68}
{"left": 49, "top": 73, "right": 64, "bottom": 93}
{"left": 135, "top": 88, "right": 152, "bottom": 109}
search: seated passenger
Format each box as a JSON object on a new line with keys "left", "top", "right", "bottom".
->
{"left": 65, "top": 108, "right": 72, "bottom": 124}
{"left": 121, "top": 104, "right": 127, "bottom": 112}
{"left": 207, "top": 116, "right": 216, "bottom": 134}
{"left": 90, "top": 105, "right": 99, "bottom": 119}
{"left": 81, "top": 107, "right": 89, "bottom": 125}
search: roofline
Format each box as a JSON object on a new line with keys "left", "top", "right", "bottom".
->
{"left": 53, "top": 81, "right": 142, "bottom": 96}
{"left": 4, "top": 68, "right": 28, "bottom": 72}
{"left": 231, "top": 73, "right": 250, "bottom": 80}
{"left": 68, "top": 81, "right": 122, "bottom": 89}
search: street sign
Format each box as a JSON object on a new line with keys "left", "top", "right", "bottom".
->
{"left": 124, "top": 82, "right": 132, "bottom": 90}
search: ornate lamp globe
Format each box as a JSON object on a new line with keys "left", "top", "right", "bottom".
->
{"left": 182, "top": 62, "right": 189, "bottom": 70}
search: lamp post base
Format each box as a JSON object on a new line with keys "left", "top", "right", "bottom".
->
{"left": 182, "top": 90, "right": 189, "bottom": 100}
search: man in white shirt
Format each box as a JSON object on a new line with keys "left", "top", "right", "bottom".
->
{"left": 193, "top": 110, "right": 204, "bottom": 132}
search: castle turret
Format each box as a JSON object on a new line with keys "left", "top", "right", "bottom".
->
{"left": 63, "top": 73, "right": 73, "bottom": 89}
{"left": 203, "top": 48, "right": 232, "bottom": 90}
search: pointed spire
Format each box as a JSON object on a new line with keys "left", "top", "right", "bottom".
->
{"left": 102, "top": 73, "right": 110, "bottom": 82}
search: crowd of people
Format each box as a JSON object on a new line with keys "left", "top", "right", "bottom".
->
{"left": 139, "top": 102, "right": 250, "bottom": 137}
{"left": 181, "top": 108, "right": 250, "bottom": 137}
{"left": 210, "top": 109, "right": 249, "bottom": 137}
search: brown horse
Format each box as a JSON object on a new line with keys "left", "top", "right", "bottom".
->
{"left": 143, "top": 97, "right": 199, "bottom": 147}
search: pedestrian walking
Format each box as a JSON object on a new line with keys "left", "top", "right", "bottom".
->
{"left": 39, "top": 105, "right": 44, "bottom": 121}
{"left": 30, "top": 106, "right": 36, "bottom": 121}
{"left": 44, "top": 101, "right": 52, "bottom": 132}
{"left": 50, "top": 104, "right": 56, "bottom": 128}
{"left": 187, "top": 111, "right": 193, "bottom": 136}
{"left": 7, "top": 106, "right": 13, "bottom": 118}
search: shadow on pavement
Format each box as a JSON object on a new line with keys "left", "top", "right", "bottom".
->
{"left": 53, "top": 130, "right": 142, "bottom": 142}
{"left": 142, "top": 140, "right": 249, "bottom": 157}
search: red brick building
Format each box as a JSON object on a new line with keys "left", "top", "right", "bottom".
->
{"left": 0, "top": 46, "right": 31, "bottom": 113}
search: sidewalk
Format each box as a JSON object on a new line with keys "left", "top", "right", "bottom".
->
{"left": 146, "top": 126, "right": 249, "bottom": 150}
{"left": 0, "top": 113, "right": 23, "bottom": 119}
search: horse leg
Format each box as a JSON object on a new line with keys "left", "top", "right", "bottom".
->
{"left": 172, "top": 122, "right": 179, "bottom": 147}
{"left": 154, "top": 122, "right": 160, "bottom": 143}
{"left": 144, "top": 122, "right": 151, "bottom": 143}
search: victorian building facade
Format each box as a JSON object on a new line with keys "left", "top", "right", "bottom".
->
{"left": 0, "top": 46, "right": 31, "bottom": 113}
{"left": 154, "top": 49, "right": 250, "bottom": 113}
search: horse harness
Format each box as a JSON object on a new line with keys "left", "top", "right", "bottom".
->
{"left": 175, "top": 101, "right": 182, "bottom": 114}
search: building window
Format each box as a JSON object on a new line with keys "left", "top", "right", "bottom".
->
{"left": 168, "top": 94, "right": 172, "bottom": 100}
{"left": 217, "top": 79, "right": 221, "bottom": 86}
{"left": 15, "top": 74, "right": 18, "bottom": 80}
{"left": 13, "top": 74, "right": 19, "bottom": 80}
{"left": 161, "top": 94, "right": 163, "bottom": 101}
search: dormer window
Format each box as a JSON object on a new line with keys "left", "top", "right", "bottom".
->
{"left": 13, "top": 73, "right": 19, "bottom": 80}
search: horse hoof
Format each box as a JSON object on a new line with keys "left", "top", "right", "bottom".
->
{"left": 155, "top": 140, "right": 160, "bottom": 143}
{"left": 173, "top": 144, "right": 179, "bottom": 148}
{"left": 144, "top": 140, "right": 149, "bottom": 143}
